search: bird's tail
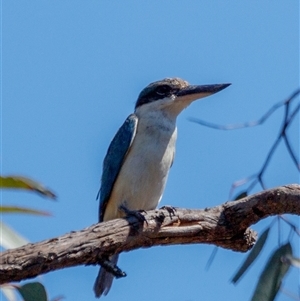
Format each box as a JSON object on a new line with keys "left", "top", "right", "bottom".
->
{"left": 93, "top": 254, "right": 119, "bottom": 298}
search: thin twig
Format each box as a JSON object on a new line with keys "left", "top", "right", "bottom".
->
{"left": 190, "top": 88, "right": 300, "bottom": 197}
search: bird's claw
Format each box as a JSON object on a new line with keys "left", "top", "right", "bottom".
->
{"left": 119, "top": 204, "right": 148, "bottom": 224}
{"left": 160, "top": 205, "right": 177, "bottom": 217}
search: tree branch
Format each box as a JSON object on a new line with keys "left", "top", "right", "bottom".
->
{"left": 1, "top": 184, "right": 299, "bottom": 284}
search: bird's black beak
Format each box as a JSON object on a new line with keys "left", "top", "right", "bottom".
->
{"left": 176, "top": 83, "right": 231, "bottom": 103}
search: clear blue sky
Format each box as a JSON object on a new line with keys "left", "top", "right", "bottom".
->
{"left": 2, "top": 1, "right": 299, "bottom": 300}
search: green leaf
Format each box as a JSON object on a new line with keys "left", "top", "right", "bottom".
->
{"left": 234, "top": 191, "right": 247, "bottom": 200}
{"left": 232, "top": 227, "right": 270, "bottom": 283}
{"left": 17, "top": 282, "right": 48, "bottom": 301}
{"left": 0, "top": 175, "right": 56, "bottom": 199}
{"left": 0, "top": 221, "right": 29, "bottom": 249}
{"left": 0, "top": 206, "right": 51, "bottom": 216}
{"left": 251, "top": 243, "right": 292, "bottom": 301}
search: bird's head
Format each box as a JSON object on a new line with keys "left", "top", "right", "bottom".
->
{"left": 135, "top": 78, "right": 230, "bottom": 117}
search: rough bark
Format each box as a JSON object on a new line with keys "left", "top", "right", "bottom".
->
{"left": 0, "top": 184, "right": 299, "bottom": 284}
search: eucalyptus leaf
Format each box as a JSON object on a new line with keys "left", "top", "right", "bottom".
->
{"left": 0, "top": 286, "right": 17, "bottom": 301}
{"left": 17, "top": 282, "right": 48, "bottom": 301}
{"left": 0, "top": 206, "right": 51, "bottom": 216}
{"left": 232, "top": 227, "right": 270, "bottom": 283}
{"left": 234, "top": 191, "right": 247, "bottom": 200}
{"left": 251, "top": 243, "right": 292, "bottom": 301}
{"left": 0, "top": 176, "right": 56, "bottom": 199}
{"left": 0, "top": 221, "right": 28, "bottom": 249}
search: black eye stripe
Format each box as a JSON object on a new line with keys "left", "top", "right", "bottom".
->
{"left": 156, "top": 90, "right": 165, "bottom": 95}
{"left": 156, "top": 85, "right": 171, "bottom": 96}
{"left": 135, "top": 81, "right": 183, "bottom": 109}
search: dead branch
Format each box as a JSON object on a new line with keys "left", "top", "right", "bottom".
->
{"left": 0, "top": 184, "right": 299, "bottom": 284}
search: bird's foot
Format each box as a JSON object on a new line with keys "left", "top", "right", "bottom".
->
{"left": 119, "top": 204, "right": 147, "bottom": 225}
{"left": 99, "top": 257, "right": 127, "bottom": 279}
{"left": 160, "top": 205, "right": 177, "bottom": 217}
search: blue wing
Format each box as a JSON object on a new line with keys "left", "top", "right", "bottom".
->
{"left": 98, "top": 114, "right": 138, "bottom": 222}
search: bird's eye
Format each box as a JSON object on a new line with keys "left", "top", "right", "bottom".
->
{"left": 156, "top": 85, "right": 171, "bottom": 96}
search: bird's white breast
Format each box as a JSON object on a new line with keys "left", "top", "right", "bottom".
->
{"left": 103, "top": 110, "right": 177, "bottom": 221}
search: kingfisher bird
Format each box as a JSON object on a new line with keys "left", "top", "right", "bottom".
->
{"left": 94, "top": 77, "right": 230, "bottom": 298}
